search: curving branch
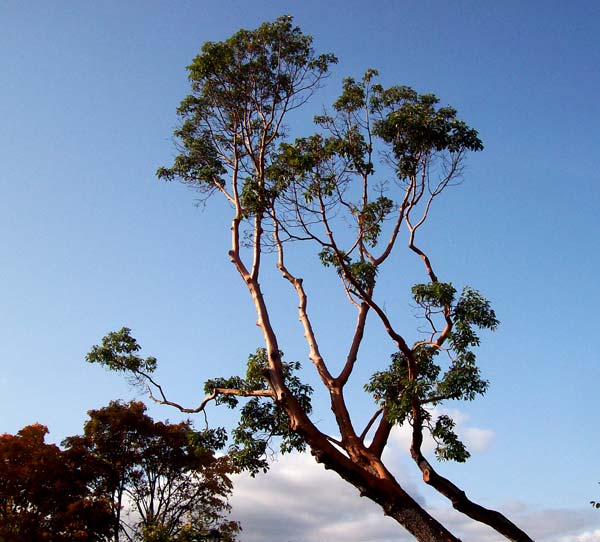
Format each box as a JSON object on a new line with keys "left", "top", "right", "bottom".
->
{"left": 336, "top": 302, "right": 369, "bottom": 386}
{"left": 273, "top": 219, "right": 360, "bottom": 443}
{"left": 359, "top": 407, "right": 383, "bottom": 442}
{"left": 410, "top": 422, "right": 534, "bottom": 542}
{"left": 142, "top": 370, "right": 274, "bottom": 414}
{"left": 369, "top": 413, "right": 393, "bottom": 458}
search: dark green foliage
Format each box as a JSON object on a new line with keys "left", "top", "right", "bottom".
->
{"left": 157, "top": 15, "right": 337, "bottom": 208}
{"left": 319, "top": 248, "right": 377, "bottom": 291}
{"left": 365, "top": 347, "right": 440, "bottom": 425}
{"left": 156, "top": 127, "right": 226, "bottom": 188}
{"left": 205, "top": 349, "right": 312, "bottom": 476}
{"left": 412, "top": 282, "right": 457, "bottom": 308}
{"left": 269, "top": 135, "right": 340, "bottom": 203}
{"left": 431, "top": 415, "right": 470, "bottom": 462}
{"left": 371, "top": 87, "right": 483, "bottom": 179}
{"left": 86, "top": 327, "right": 157, "bottom": 375}
{"left": 366, "top": 283, "right": 497, "bottom": 461}
{"left": 64, "top": 401, "right": 238, "bottom": 542}
{"left": 450, "top": 287, "right": 499, "bottom": 351}
{"left": 239, "top": 176, "right": 274, "bottom": 217}
{"left": 360, "top": 196, "right": 394, "bottom": 246}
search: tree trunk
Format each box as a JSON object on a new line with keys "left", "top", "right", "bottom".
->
{"left": 284, "top": 412, "right": 461, "bottom": 542}
{"left": 309, "top": 444, "right": 461, "bottom": 542}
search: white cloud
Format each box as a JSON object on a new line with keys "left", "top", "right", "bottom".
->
{"left": 462, "top": 426, "right": 494, "bottom": 452}
{"left": 514, "top": 507, "right": 600, "bottom": 542}
{"left": 559, "top": 529, "right": 600, "bottom": 542}
{"left": 384, "top": 406, "right": 495, "bottom": 460}
{"left": 230, "top": 451, "right": 418, "bottom": 542}
{"left": 231, "top": 468, "right": 600, "bottom": 542}
{"left": 227, "top": 409, "right": 599, "bottom": 542}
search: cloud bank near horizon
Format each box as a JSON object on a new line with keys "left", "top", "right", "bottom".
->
{"left": 229, "top": 422, "right": 600, "bottom": 542}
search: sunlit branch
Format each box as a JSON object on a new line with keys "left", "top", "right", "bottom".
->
{"left": 326, "top": 434, "right": 344, "bottom": 447}
{"left": 251, "top": 214, "right": 262, "bottom": 281}
{"left": 336, "top": 302, "right": 369, "bottom": 385}
{"left": 371, "top": 196, "right": 409, "bottom": 266}
{"left": 214, "top": 181, "right": 235, "bottom": 205}
{"left": 139, "top": 369, "right": 273, "bottom": 414}
{"left": 273, "top": 219, "right": 334, "bottom": 387}
{"left": 320, "top": 203, "right": 412, "bottom": 358}
{"left": 359, "top": 407, "right": 383, "bottom": 442}
{"left": 409, "top": 424, "right": 534, "bottom": 541}
{"left": 273, "top": 211, "right": 360, "bottom": 442}
{"left": 369, "top": 413, "right": 393, "bottom": 458}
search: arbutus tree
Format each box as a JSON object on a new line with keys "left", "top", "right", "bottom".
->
{"left": 88, "top": 16, "right": 534, "bottom": 542}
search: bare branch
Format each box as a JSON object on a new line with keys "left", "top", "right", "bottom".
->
{"left": 336, "top": 302, "right": 369, "bottom": 385}
{"left": 409, "top": 423, "right": 534, "bottom": 541}
{"left": 141, "top": 370, "right": 274, "bottom": 414}
{"left": 359, "top": 407, "right": 383, "bottom": 442}
{"left": 369, "top": 413, "right": 393, "bottom": 458}
{"left": 273, "top": 219, "right": 334, "bottom": 387}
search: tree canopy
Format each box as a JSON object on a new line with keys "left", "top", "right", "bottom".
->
{"left": 64, "top": 401, "right": 239, "bottom": 542}
{"left": 89, "top": 16, "right": 533, "bottom": 542}
{"left": 0, "top": 424, "right": 112, "bottom": 542}
{"left": 0, "top": 403, "right": 238, "bottom": 542}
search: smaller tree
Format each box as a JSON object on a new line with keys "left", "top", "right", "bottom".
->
{"left": 64, "top": 401, "right": 239, "bottom": 542}
{"left": 0, "top": 424, "right": 112, "bottom": 542}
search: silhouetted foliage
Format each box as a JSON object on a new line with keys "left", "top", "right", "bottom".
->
{"left": 0, "top": 403, "right": 238, "bottom": 542}
{"left": 0, "top": 424, "right": 112, "bottom": 542}
{"left": 64, "top": 401, "right": 239, "bottom": 542}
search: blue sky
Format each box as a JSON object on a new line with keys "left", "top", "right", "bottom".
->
{"left": 1, "top": 1, "right": 599, "bottom": 540}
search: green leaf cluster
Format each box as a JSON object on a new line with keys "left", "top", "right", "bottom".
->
{"left": 372, "top": 87, "right": 483, "bottom": 179}
{"left": 365, "top": 346, "right": 441, "bottom": 425}
{"left": 319, "top": 248, "right": 377, "bottom": 291}
{"left": 188, "top": 16, "right": 335, "bottom": 112}
{"left": 366, "top": 283, "right": 497, "bottom": 462}
{"left": 450, "top": 286, "right": 499, "bottom": 351}
{"left": 239, "top": 175, "right": 282, "bottom": 217}
{"left": 267, "top": 135, "right": 341, "bottom": 204}
{"left": 360, "top": 196, "right": 394, "bottom": 246}
{"left": 431, "top": 414, "right": 470, "bottom": 462}
{"left": 157, "top": 16, "right": 337, "bottom": 198}
{"left": 321, "top": 70, "right": 483, "bottom": 180}
{"left": 412, "top": 282, "right": 457, "bottom": 308}
{"left": 205, "top": 348, "right": 313, "bottom": 476}
{"left": 86, "top": 327, "right": 157, "bottom": 374}
{"left": 157, "top": 125, "right": 226, "bottom": 189}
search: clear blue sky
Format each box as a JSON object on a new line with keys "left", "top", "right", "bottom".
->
{"left": 1, "top": 2, "right": 599, "bottom": 541}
